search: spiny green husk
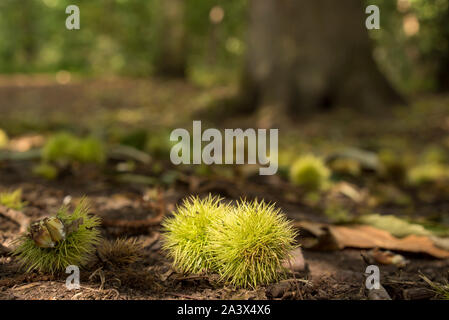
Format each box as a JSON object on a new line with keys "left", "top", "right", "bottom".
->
{"left": 162, "top": 195, "right": 228, "bottom": 274}
{"left": 162, "top": 195, "right": 298, "bottom": 288}
{"left": 209, "top": 199, "right": 298, "bottom": 288}
{"left": 32, "top": 162, "right": 59, "bottom": 180}
{"left": 408, "top": 163, "right": 449, "bottom": 186}
{"left": 290, "top": 154, "right": 330, "bottom": 191}
{"left": 13, "top": 199, "right": 102, "bottom": 274}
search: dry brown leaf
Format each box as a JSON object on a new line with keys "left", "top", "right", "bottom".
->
{"left": 295, "top": 221, "right": 449, "bottom": 259}
{"left": 368, "top": 248, "right": 409, "bottom": 267}
{"left": 328, "top": 225, "right": 449, "bottom": 259}
{"left": 329, "top": 182, "right": 364, "bottom": 203}
{"left": 8, "top": 135, "right": 45, "bottom": 152}
{"left": 294, "top": 220, "right": 327, "bottom": 237}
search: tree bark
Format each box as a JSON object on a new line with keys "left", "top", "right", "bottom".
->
{"left": 241, "top": 0, "right": 404, "bottom": 118}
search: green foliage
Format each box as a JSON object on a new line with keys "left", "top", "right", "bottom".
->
{"left": 368, "top": 0, "right": 449, "bottom": 92}
{"left": 32, "top": 163, "right": 59, "bottom": 180}
{"left": 408, "top": 163, "right": 449, "bottom": 186}
{"left": 145, "top": 130, "right": 175, "bottom": 158}
{"left": 290, "top": 155, "right": 330, "bottom": 192}
{"left": 0, "top": 0, "right": 247, "bottom": 76}
{"left": 162, "top": 195, "right": 227, "bottom": 274}
{"left": 378, "top": 149, "right": 408, "bottom": 181}
{"left": 41, "top": 132, "right": 78, "bottom": 163}
{"left": 0, "top": 128, "right": 8, "bottom": 148}
{"left": 13, "top": 199, "right": 102, "bottom": 274}
{"left": 0, "top": 189, "right": 27, "bottom": 210}
{"left": 76, "top": 136, "right": 106, "bottom": 164}
{"left": 421, "top": 274, "right": 449, "bottom": 300}
{"left": 120, "top": 129, "right": 148, "bottom": 151}
{"left": 358, "top": 214, "right": 431, "bottom": 238}
{"left": 42, "top": 132, "right": 106, "bottom": 165}
{"left": 208, "top": 199, "right": 297, "bottom": 288}
{"left": 329, "top": 158, "right": 361, "bottom": 177}
{"left": 324, "top": 203, "right": 352, "bottom": 224}
{"left": 422, "top": 146, "right": 448, "bottom": 164}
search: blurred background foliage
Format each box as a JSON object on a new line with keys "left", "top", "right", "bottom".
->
{"left": 0, "top": 0, "right": 247, "bottom": 85}
{"left": 370, "top": 0, "right": 449, "bottom": 93}
{"left": 0, "top": 0, "right": 447, "bottom": 92}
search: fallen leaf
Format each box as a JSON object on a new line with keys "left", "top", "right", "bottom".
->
{"left": 294, "top": 220, "right": 449, "bottom": 258}
{"left": 430, "top": 236, "right": 449, "bottom": 252}
{"left": 328, "top": 225, "right": 449, "bottom": 259}
{"left": 357, "top": 214, "right": 431, "bottom": 238}
{"left": 369, "top": 248, "right": 409, "bottom": 267}
{"left": 330, "top": 182, "right": 364, "bottom": 203}
{"left": 8, "top": 134, "right": 45, "bottom": 152}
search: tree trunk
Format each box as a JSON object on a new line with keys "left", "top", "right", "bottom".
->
{"left": 241, "top": 0, "right": 404, "bottom": 118}
{"left": 154, "top": 0, "right": 187, "bottom": 77}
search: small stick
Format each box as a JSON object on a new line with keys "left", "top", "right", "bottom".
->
{"left": 176, "top": 275, "right": 210, "bottom": 281}
{"left": 0, "top": 204, "right": 31, "bottom": 233}
{"left": 288, "top": 259, "right": 303, "bottom": 300}
{"left": 165, "top": 291, "right": 197, "bottom": 300}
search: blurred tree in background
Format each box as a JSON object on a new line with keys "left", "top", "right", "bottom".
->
{"left": 239, "top": 0, "right": 403, "bottom": 118}
{"left": 153, "top": 0, "right": 187, "bottom": 77}
{"left": 0, "top": 0, "right": 447, "bottom": 93}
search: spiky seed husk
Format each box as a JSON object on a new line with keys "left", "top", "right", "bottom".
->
{"left": 162, "top": 194, "right": 227, "bottom": 274}
{"left": 290, "top": 155, "right": 330, "bottom": 191}
{"left": 13, "top": 199, "right": 102, "bottom": 274}
{"left": 97, "top": 238, "right": 143, "bottom": 266}
{"left": 208, "top": 199, "right": 298, "bottom": 288}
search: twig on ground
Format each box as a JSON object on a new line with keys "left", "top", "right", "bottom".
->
{"left": 89, "top": 268, "right": 106, "bottom": 291}
{"left": 165, "top": 291, "right": 197, "bottom": 300}
{"left": 0, "top": 204, "right": 31, "bottom": 233}
{"left": 12, "top": 282, "right": 42, "bottom": 291}
{"left": 287, "top": 259, "right": 303, "bottom": 300}
{"left": 175, "top": 274, "right": 211, "bottom": 281}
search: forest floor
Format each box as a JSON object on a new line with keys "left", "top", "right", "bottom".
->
{"left": 1, "top": 75, "right": 449, "bottom": 300}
